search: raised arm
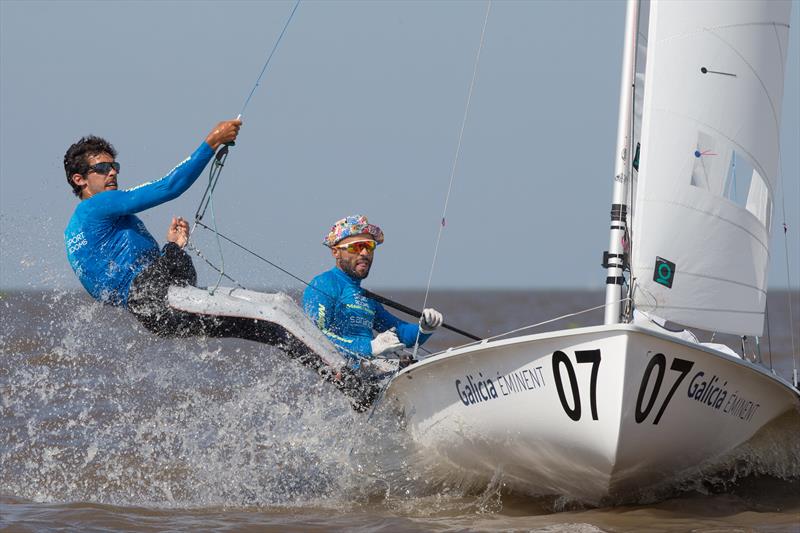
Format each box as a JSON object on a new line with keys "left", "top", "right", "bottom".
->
{"left": 89, "top": 119, "right": 242, "bottom": 217}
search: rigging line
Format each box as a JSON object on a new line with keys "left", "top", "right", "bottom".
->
{"left": 238, "top": 0, "right": 302, "bottom": 119}
{"left": 192, "top": 220, "right": 482, "bottom": 340}
{"left": 194, "top": 220, "right": 311, "bottom": 287}
{"left": 412, "top": 0, "right": 492, "bottom": 358}
{"left": 483, "top": 299, "right": 630, "bottom": 343}
{"left": 207, "top": 184, "right": 226, "bottom": 293}
{"left": 187, "top": 241, "right": 247, "bottom": 290}
{"left": 188, "top": 0, "right": 301, "bottom": 289}
{"left": 422, "top": 298, "right": 632, "bottom": 358}
{"left": 769, "top": 20, "right": 797, "bottom": 385}
{"left": 193, "top": 145, "right": 230, "bottom": 224}
{"left": 192, "top": 0, "right": 301, "bottom": 228}
{"left": 765, "top": 299, "right": 774, "bottom": 372}
{"left": 190, "top": 146, "right": 231, "bottom": 294}
{"left": 780, "top": 184, "right": 797, "bottom": 384}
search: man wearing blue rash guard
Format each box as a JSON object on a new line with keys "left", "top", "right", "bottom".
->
{"left": 303, "top": 215, "right": 444, "bottom": 368}
{"left": 64, "top": 120, "right": 241, "bottom": 329}
{"left": 63, "top": 123, "right": 382, "bottom": 412}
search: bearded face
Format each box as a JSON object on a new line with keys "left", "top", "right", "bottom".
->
{"left": 332, "top": 235, "right": 375, "bottom": 280}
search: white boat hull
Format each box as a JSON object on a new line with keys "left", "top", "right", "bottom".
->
{"left": 384, "top": 324, "right": 799, "bottom": 501}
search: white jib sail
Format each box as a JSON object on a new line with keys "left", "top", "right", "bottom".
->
{"left": 631, "top": 0, "right": 792, "bottom": 336}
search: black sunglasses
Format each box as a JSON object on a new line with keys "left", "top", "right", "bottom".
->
{"left": 87, "top": 161, "right": 120, "bottom": 175}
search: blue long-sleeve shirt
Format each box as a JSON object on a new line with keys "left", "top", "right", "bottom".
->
{"left": 64, "top": 142, "right": 215, "bottom": 306}
{"left": 302, "top": 267, "right": 431, "bottom": 365}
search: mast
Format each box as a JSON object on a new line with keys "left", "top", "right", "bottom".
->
{"left": 603, "top": 0, "right": 639, "bottom": 325}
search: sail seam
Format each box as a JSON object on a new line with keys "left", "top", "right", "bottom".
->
{"left": 656, "top": 22, "right": 789, "bottom": 46}
{"left": 653, "top": 108, "right": 775, "bottom": 200}
{"left": 636, "top": 304, "right": 764, "bottom": 316}
{"left": 706, "top": 28, "right": 782, "bottom": 150}
{"left": 633, "top": 264, "right": 767, "bottom": 294}
{"left": 637, "top": 198, "right": 770, "bottom": 253}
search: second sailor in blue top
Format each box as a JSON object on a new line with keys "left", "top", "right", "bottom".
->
{"left": 303, "top": 215, "right": 444, "bottom": 367}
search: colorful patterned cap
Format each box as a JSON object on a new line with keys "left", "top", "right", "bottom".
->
{"left": 324, "top": 215, "right": 384, "bottom": 248}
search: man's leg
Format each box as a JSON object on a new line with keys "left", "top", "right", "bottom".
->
{"left": 127, "top": 243, "right": 204, "bottom": 336}
{"left": 127, "top": 246, "right": 378, "bottom": 410}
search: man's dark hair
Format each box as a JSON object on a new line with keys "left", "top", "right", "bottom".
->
{"left": 64, "top": 135, "right": 117, "bottom": 198}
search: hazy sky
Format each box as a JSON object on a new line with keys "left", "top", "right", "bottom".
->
{"left": 1, "top": 0, "right": 798, "bottom": 291}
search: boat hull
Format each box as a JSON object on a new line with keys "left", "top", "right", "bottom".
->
{"left": 384, "top": 324, "right": 799, "bottom": 501}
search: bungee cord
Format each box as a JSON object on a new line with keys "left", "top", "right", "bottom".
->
{"left": 412, "top": 0, "right": 492, "bottom": 359}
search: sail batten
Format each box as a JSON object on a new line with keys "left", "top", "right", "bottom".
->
{"left": 631, "top": 0, "right": 791, "bottom": 336}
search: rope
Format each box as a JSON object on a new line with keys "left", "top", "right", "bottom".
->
{"left": 483, "top": 299, "right": 630, "bottom": 344}
{"left": 238, "top": 0, "right": 301, "bottom": 119}
{"left": 780, "top": 213, "right": 797, "bottom": 386}
{"left": 193, "top": 220, "right": 315, "bottom": 289}
{"left": 765, "top": 299, "right": 774, "bottom": 371}
{"left": 770, "top": 19, "right": 797, "bottom": 386}
{"left": 186, "top": 239, "right": 246, "bottom": 290}
{"left": 415, "top": 298, "right": 631, "bottom": 360}
{"left": 191, "top": 147, "right": 231, "bottom": 294}
{"left": 779, "top": 139, "right": 796, "bottom": 385}
{"left": 766, "top": 64, "right": 792, "bottom": 379}
{"left": 188, "top": 0, "right": 301, "bottom": 292}
{"left": 412, "top": 0, "right": 492, "bottom": 358}
{"left": 188, "top": 223, "right": 481, "bottom": 339}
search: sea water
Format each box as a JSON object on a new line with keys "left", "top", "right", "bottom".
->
{"left": 1, "top": 290, "right": 798, "bottom": 532}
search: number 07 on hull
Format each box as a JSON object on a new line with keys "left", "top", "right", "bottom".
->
{"left": 384, "top": 324, "right": 799, "bottom": 501}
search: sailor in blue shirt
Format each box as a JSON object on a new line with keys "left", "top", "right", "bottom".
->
{"left": 64, "top": 120, "right": 240, "bottom": 308}
{"left": 62, "top": 120, "right": 297, "bottom": 346}
{"left": 303, "top": 215, "right": 444, "bottom": 368}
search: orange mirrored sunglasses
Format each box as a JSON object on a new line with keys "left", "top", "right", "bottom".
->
{"left": 335, "top": 240, "right": 377, "bottom": 254}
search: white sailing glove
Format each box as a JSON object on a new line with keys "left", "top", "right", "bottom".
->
{"left": 419, "top": 308, "right": 443, "bottom": 334}
{"left": 371, "top": 328, "right": 404, "bottom": 356}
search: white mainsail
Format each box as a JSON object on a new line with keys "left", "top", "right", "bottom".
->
{"left": 631, "top": 0, "right": 791, "bottom": 335}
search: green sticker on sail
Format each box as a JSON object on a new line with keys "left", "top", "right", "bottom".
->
{"left": 653, "top": 257, "right": 675, "bottom": 288}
